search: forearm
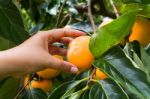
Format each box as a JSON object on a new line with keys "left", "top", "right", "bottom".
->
{"left": 0, "top": 47, "right": 29, "bottom": 77}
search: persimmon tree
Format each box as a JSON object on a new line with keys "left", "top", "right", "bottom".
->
{"left": 0, "top": 0, "right": 150, "bottom": 99}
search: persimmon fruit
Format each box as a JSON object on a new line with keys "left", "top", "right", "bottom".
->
{"left": 67, "top": 36, "right": 94, "bottom": 71}
{"left": 129, "top": 17, "right": 150, "bottom": 47}
{"left": 95, "top": 69, "right": 107, "bottom": 80}
{"left": 24, "top": 76, "right": 53, "bottom": 93}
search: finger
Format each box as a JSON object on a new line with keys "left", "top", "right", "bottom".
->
{"left": 60, "top": 37, "right": 74, "bottom": 45}
{"left": 48, "top": 45, "right": 67, "bottom": 56}
{"left": 48, "top": 56, "right": 78, "bottom": 74}
{"left": 46, "top": 28, "right": 85, "bottom": 42}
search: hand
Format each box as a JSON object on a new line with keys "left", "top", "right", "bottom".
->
{"left": 0, "top": 28, "right": 85, "bottom": 77}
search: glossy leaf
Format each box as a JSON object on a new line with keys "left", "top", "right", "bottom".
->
{"left": 97, "top": 79, "right": 129, "bottom": 99}
{"left": 48, "top": 79, "right": 87, "bottom": 99}
{"left": 124, "top": 43, "right": 150, "bottom": 81}
{"left": 68, "top": 90, "right": 83, "bottom": 99}
{"left": 73, "top": 70, "right": 89, "bottom": 80}
{"left": 141, "top": 48, "right": 150, "bottom": 72}
{"left": 89, "top": 83, "right": 106, "bottom": 99}
{"left": 81, "top": 90, "right": 90, "bottom": 99}
{"left": 60, "top": 78, "right": 87, "bottom": 99}
{"left": 68, "top": 86, "right": 88, "bottom": 99}
{"left": 19, "top": 88, "right": 47, "bottom": 99}
{"left": 48, "top": 81, "right": 73, "bottom": 99}
{"left": 123, "top": 43, "right": 144, "bottom": 69}
{"left": 90, "top": 11, "right": 137, "bottom": 58}
{"left": 0, "top": 0, "right": 29, "bottom": 45}
{"left": 93, "top": 46, "right": 150, "bottom": 98}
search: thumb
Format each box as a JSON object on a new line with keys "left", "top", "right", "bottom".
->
{"left": 47, "top": 56, "right": 78, "bottom": 74}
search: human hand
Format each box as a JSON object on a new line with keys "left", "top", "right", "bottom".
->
{"left": 0, "top": 28, "right": 85, "bottom": 77}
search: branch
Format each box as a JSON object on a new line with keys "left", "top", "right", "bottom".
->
{"left": 87, "top": 67, "right": 96, "bottom": 85}
{"left": 109, "top": 0, "right": 119, "bottom": 18}
{"left": 55, "top": 0, "right": 67, "bottom": 28}
{"left": 59, "top": 14, "right": 72, "bottom": 27}
{"left": 14, "top": 80, "right": 30, "bottom": 99}
{"left": 88, "top": 0, "right": 96, "bottom": 32}
{"left": 14, "top": 74, "right": 35, "bottom": 99}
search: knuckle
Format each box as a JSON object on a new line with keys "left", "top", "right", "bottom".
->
{"left": 61, "top": 62, "right": 71, "bottom": 72}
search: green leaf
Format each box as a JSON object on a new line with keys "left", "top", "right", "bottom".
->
{"left": 141, "top": 48, "right": 150, "bottom": 71}
{"left": 81, "top": 90, "right": 90, "bottom": 99}
{"left": 93, "top": 46, "right": 150, "bottom": 98}
{"left": 19, "top": 88, "right": 47, "bottom": 99}
{"left": 124, "top": 43, "right": 150, "bottom": 81}
{"left": 146, "top": 45, "right": 150, "bottom": 55}
{"left": 122, "top": 0, "right": 150, "bottom": 4}
{"left": 140, "top": 48, "right": 150, "bottom": 80}
{"left": 90, "top": 11, "right": 137, "bottom": 58}
{"left": 68, "top": 86, "right": 89, "bottom": 99}
{"left": 0, "top": 0, "right": 29, "bottom": 45}
{"left": 0, "top": 36, "right": 15, "bottom": 50}
{"left": 97, "top": 79, "right": 129, "bottom": 99}
{"left": 73, "top": 70, "right": 89, "bottom": 80}
{"left": 0, "top": 77, "right": 20, "bottom": 99}
{"left": 48, "top": 78, "right": 87, "bottom": 99}
{"left": 120, "top": 4, "right": 150, "bottom": 18}
{"left": 48, "top": 81, "right": 73, "bottom": 99}
{"left": 123, "top": 43, "right": 144, "bottom": 69}
{"left": 89, "top": 83, "right": 106, "bottom": 99}
{"left": 68, "top": 91, "right": 83, "bottom": 99}
{"left": 60, "top": 78, "right": 87, "bottom": 99}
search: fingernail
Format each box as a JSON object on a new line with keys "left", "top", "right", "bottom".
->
{"left": 70, "top": 67, "right": 78, "bottom": 74}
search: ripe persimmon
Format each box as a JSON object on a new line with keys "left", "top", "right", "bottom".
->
{"left": 31, "top": 79, "right": 53, "bottom": 93}
{"left": 37, "top": 55, "right": 63, "bottom": 78}
{"left": 129, "top": 17, "right": 150, "bottom": 47}
{"left": 24, "top": 76, "right": 53, "bottom": 93}
{"left": 95, "top": 69, "right": 107, "bottom": 80}
{"left": 67, "top": 36, "right": 94, "bottom": 71}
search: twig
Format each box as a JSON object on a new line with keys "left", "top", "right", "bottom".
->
{"left": 66, "top": 14, "right": 72, "bottom": 25}
{"left": 59, "top": 14, "right": 70, "bottom": 26}
{"left": 109, "top": 0, "right": 119, "bottom": 18}
{"left": 55, "top": 0, "right": 67, "bottom": 28}
{"left": 88, "top": 0, "right": 96, "bottom": 32}
{"left": 13, "top": 80, "right": 30, "bottom": 99}
{"left": 87, "top": 67, "right": 96, "bottom": 85}
{"left": 13, "top": 74, "right": 35, "bottom": 99}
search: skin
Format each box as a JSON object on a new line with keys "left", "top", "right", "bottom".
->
{"left": 0, "top": 28, "right": 85, "bottom": 78}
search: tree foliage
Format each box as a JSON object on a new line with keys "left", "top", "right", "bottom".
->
{"left": 0, "top": 0, "right": 150, "bottom": 99}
